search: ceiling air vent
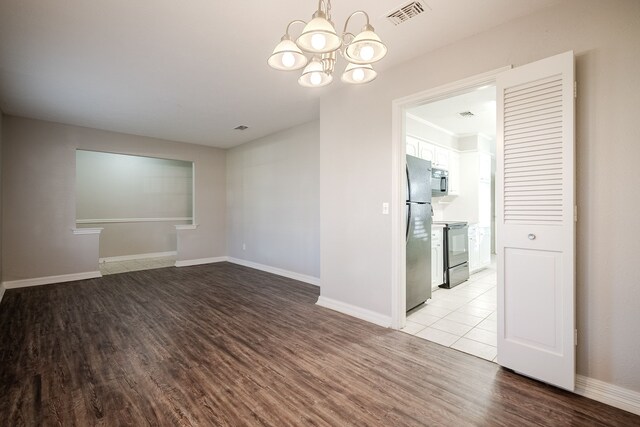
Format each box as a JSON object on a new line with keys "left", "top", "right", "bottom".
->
{"left": 386, "top": 1, "right": 427, "bottom": 26}
{"left": 458, "top": 111, "right": 475, "bottom": 118}
{"left": 234, "top": 125, "right": 249, "bottom": 131}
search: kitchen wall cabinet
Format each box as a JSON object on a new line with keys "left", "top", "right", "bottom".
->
{"left": 406, "top": 136, "right": 419, "bottom": 158}
{"left": 406, "top": 136, "right": 459, "bottom": 194}
{"left": 447, "top": 151, "right": 460, "bottom": 195}
{"left": 419, "top": 141, "right": 434, "bottom": 163}
{"left": 445, "top": 150, "right": 492, "bottom": 227}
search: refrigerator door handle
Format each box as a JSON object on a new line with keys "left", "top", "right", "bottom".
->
{"left": 406, "top": 165, "right": 411, "bottom": 202}
{"left": 406, "top": 203, "right": 411, "bottom": 241}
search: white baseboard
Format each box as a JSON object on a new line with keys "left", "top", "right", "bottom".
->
{"left": 316, "top": 296, "right": 392, "bottom": 328}
{"left": 2, "top": 271, "right": 103, "bottom": 289}
{"left": 575, "top": 375, "right": 640, "bottom": 415}
{"left": 100, "top": 251, "right": 177, "bottom": 263}
{"left": 174, "top": 257, "right": 228, "bottom": 267}
{"left": 0, "top": 283, "right": 5, "bottom": 305}
{"left": 227, "top": 257, "right": 320, "bottom": 287}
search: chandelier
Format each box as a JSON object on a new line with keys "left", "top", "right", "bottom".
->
{"left": 268, "top": 0, "right": 388, "bottom": 87}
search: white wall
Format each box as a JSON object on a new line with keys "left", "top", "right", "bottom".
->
{"left": 406, "top": 115, "right": 459, "bottom": 149}
{"left": 1, "top": 116, "right": 227, "bottom": 281}
{"left": 320, "top": 0, "right": 640, "bottom": 392}
{"left": 227, "top": 121, "right": 320, "bottom": 279}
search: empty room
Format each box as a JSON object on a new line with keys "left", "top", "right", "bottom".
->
{"left": 0, "top": 0, "right": 639, "bottom": 425}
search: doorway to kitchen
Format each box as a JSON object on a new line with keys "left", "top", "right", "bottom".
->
{"left": 394, "top": 53, "right": 576, "bottom": 389}
{"left": 393, "top": 70, "right": 502, "bottom": 362}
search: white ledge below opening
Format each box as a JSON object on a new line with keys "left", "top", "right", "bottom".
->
{"left": 72, "top": 228, "right": 104, "bottom": 235}
{"left": 175, "top": 224, "right": 198, "bottom": 230}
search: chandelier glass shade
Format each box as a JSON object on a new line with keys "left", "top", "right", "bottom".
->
{"left": 268, "top": 36, "right": 309, "bottom": 71}
{"left": 298, "top": 58, "right": 334, "bottom": 87}
{"left": 344, "top": 26, "right": 388, "bottom": 65}
{"left": 296, "top": 12, "right": 342, "bottom": 54}
{"left": 341, "top": 62, "right": 376, "bottom": 84}
{"left": 268, "top": 0, "right": 387, "bottom": 87}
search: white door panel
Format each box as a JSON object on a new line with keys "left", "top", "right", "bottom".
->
{"left": 497, "top": 51, "right": 575, "bottom": 391}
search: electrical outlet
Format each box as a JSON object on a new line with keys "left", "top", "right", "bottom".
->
{"left": 242, "top": 243, "right": 246, "bottom": 251}
{"left": 382, "top": 202, "right": 390, "bottom": 215}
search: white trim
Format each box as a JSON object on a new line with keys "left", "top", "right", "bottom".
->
{"left": 76, "top": 217, "right": 192, "bottom": 224}
{"left": 175, "top": 224, "right": 198, "bottom": 230}
{"left": 575, "top": 375, "right": 640, "bottom": 416}
{"left": 100, "top": 251, "right": 177, "bottom": 263}
{"left": 72, "top": 227, "right": 103, "bottom": 235}
{"left": 227, "top": 257, "right": 320, "bottom": 287}
{"left": 174, "top": 256, "right": 228, "bottom": 267}
{"left": 0, "top": 284, "right": 5, "bottom": 305}
{"left": 316, "top": 296, "right": 392, "bottom": 328}
{"left": 2, "top": 271, "right": 102, "bottom": 289}
{"left": 390, "top": 66, "right": 511, "bottom": 330}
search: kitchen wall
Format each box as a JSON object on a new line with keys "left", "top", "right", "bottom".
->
{"left": 76, "top": 150, "right": 193, "bottom": 258}
{"left": 227, "top": 121, "right": 320, "bottom": 280}
{"left": 406, "top": 115, "right": 458, "bottom": 150}
{"left": 320, "top": 0, "right": 640, "bottom": 393}
{"left": 1, "top": 116, "right": 227, "bottom": 282}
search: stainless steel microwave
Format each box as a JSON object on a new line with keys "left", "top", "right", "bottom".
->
{"left": 431, "top": 168, "right": 449, "bottom": 197}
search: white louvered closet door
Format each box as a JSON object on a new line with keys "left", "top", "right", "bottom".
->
{"left": 496, "top": 51, "right": 576, "bottom": 391}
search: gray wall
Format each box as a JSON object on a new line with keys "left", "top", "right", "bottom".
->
{"left": 227, "top": 121, "right": 320, "bottom": 278}
{"left": 2, "top": 116, "right": 226, "bottom": 281}
{"left": 320, "top": 0, "right": 640, "bottom": 391}
{"left": 76, "top": 150, "right": 193, "bottom": 258}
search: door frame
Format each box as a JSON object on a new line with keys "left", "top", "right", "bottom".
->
{"left": 390, "top": 66, "right": 511, "bottom": 330}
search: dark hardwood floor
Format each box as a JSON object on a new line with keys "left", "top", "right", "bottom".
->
{"left": 0, "top": 262, "right": 637, "bottom": 426}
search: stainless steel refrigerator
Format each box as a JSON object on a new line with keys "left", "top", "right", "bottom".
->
{"left": 406, "top": 155, "right": 433, "bottom": 311}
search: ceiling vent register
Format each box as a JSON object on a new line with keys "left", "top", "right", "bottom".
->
{"left": 386, "top": 1, "right": 427, "bottom": 26}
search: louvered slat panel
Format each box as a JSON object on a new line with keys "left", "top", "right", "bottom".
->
{"left": 504, "top": 74, "right": 562, "bottom": 97}
{"left": 505, "top": 81, "right": 563, "bottom": 102}
{"left": 504, "top": 104, "right": 562, "bottom": 120}
{"left": 505, "top": 140, "right": 561, "bottom": 154}
{"left": 504, "top": 159, "right": 562, "bottom": 170}
{"left": 505, "top": 150, "right": 563, "bottom": 162}
{"left": 504, "top": 75, "right": 563, "bottom": 224}
{"left": 505, "top": 97, "right": 562, "bottom": 115}
{"left": 504, "top": 108, "right": 559, "bottom": 126}
{"left": 505, "top": 190, "right": 563, "bottom": 197}
{"left": 505, "top": 116, "right": 562, "bottom": 132}
{"left": 505, "top": 125, "right": 562, "bottom": 138}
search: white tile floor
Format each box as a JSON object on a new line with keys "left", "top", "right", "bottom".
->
{"left": 402, "top": 260, "right": 497, "bottom": 362}
{"left": 99, "top": 256, "right": 176, "bottom": 276}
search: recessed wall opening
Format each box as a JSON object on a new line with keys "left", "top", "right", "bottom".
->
{"left": 75, "top": 150, "right": 194, "bottom": 275}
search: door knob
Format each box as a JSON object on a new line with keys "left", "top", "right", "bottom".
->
{"left": 528, "top": 234, "right": 536, "bottom": 240}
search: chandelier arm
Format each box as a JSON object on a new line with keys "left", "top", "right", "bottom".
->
{"left": 285, "top": 19, "right": 307, "bottom": 37}
{"left": 342, "top": 10, "right": 370, "bottom": 35}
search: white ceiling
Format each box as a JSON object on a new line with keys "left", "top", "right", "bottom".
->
{"left": 0, "top": 0, "right": 559, "bottom": 148}
{"left": 408, "top": 85, "right": 497, "bottom": 138}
